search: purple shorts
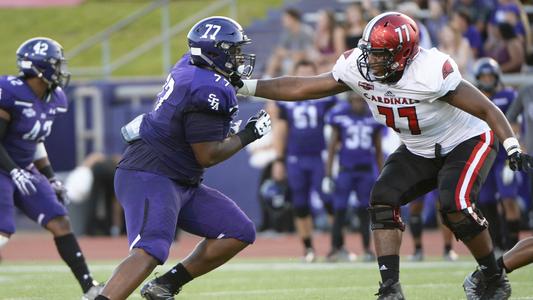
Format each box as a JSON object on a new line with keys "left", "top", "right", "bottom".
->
{"left": 114, "top": 168, "right": 256, "bottom": 264}
{"left": 286, "top": 154, "right": 327, "bottom": 209}
{"left": 333, "top": 170, "right": 375, "bottom": 210}
{"left": 0, "top": 166, "right": 66, "bottom": 234}
{"left": 478, "top": 157, "right": 519, "bottom": 204}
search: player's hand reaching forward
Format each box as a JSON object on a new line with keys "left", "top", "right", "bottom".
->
{"left": 10, "top": 168, "right": 37, "bottom": 196}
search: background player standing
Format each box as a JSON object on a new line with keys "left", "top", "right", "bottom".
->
{"left": 322, "top": 91, "right": 383, "bottom": 262}
{"left": 95, "top": 17, "right": 271, "bottom": 300}
{"left": 0, "top": 37, "right": 103, "bottom": 300}
{"left": 271, "top": 59, "right": 337, "bottom": 262}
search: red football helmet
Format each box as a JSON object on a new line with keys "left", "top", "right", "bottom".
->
{"left": 356, "top": 12, "right": 420, "bottom": 82}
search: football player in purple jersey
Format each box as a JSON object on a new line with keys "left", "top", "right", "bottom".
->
{"left": 95, "top": 17, "right": 271, "bottom": 300}
{"left": 271, "top": 60, "right": 337, "bottom": 262}
{"left": 474, "top": 58, "right": 522, "bottom": 251}
{"left": 0, "top": 37, "right": 103, "bottom": 300}
{"left": 323, "top": 91, "right": 383, "bottom": 262}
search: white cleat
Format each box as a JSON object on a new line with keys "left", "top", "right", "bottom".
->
{"left": 81, "top": 282, "right": 105, "bottom": 300}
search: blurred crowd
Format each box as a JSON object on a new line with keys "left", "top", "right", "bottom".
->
{"left": 261, "top": 0, "right": 533, "bottom": 80}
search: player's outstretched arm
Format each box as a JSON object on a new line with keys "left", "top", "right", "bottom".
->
{"left": 238, "top": 72, "right": 350, "bottom": 101}
{"left": 442, "top": 80, "right": 533, "bottom": 171}
{"left": 191, "top": 110, "right": 272, "bottom": 168}
{"left": 442, "top": 79, "right": 516, "bottom": 144}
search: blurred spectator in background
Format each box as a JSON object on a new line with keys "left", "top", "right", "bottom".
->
{"left": 263, "top": 8, "right": 313, "bottom": 77}
{"left": 489, "top": 0, "right": 528, "bottom": 44}
{"left": 312, "top": 10, "right": 345, "bottom": 72}
{"left": 438, "top": 25, "right": 474, "bottom": 74}
{"left": 397, "top": 1, "right": 433, "bottom": 49}
{"left": 449, "top": 0, "right": 494, "bottom": 36}
{"left": 343, "top": 3, "right": 367, "bottom": 50}
{"left": 485, "top": 22, "right": 525, "bottom": 73}
{"left": 450, "top": 9, "right": 484, "bottom": 58}
{"left": 425, "top": 0, "right": 449, "bottom": 48}
{"left": 65, "top": 152, "right": 123, "bottom": 236}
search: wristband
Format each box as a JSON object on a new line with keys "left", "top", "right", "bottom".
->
{"left": 503, "top": 137, "right": 520, "bottom": 155}
{"left": 39, "top": 164, "right": 55, "bottom": 180}
{"left": 238, "top": 79, "right": 257, "bottom": 96}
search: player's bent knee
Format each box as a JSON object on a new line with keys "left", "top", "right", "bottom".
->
{"left": 134, "top": 240, "right": 170, "bottom": 265}
{"left": 368, "top": 205, "right": 405, "bottom": 231}
{"left": 235, "top": 217, "right": 256, "bottom": 244}
{"left": 46, "top": 216, "right": 72, "bottom": 234}
{"left": 0, "top": 235, "right": 9, "bottom": 249}
{"left": 440, "top": 208, "right": 488, "bottom": 242}
{"left": 293, "top": 206, "right": 310, "bottom": 218}
{"left": 370, "top": 182, "right": 400, "bottom": 207}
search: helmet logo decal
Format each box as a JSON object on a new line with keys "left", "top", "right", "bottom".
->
{"left": 200, "top": 24, "right": 222, "bottom": 40}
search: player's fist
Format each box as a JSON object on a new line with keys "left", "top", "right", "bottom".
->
{"left": 508, "top": 151, "right": 533, "bottom": 172}
{"left": 10, "top": 168, "right": 37, "bottom": 196}
{"left": 321, "top": 176, "right": 335, "bottom": 194}
{"left": 245, "top": 109, "right": 272, "bottom": 139}
{"left": 50, "top": 178, "right": 69, "bottom": 205}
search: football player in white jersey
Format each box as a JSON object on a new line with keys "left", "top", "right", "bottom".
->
{"left": 237, "top": 12, "right": 533, "bottom": 300}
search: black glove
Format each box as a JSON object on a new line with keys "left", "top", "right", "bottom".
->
{"left": 508, "top": 151, "right": 533, "bottom": 172}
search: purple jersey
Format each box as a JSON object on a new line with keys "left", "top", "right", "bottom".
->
{"left": 0, "top": 76, "right": 68, "bottom": 169}
{"left": 325, "top": 101, "right": 384, "bottom": 169}
{"left": 278, "top": 97, "right": 336, "bottom": 155}
{"left": 118, "top": 54, "right": 238, "bottom": 185}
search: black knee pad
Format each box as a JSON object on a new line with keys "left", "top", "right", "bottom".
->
{"left": 441, "top": 207, "right": 488, "bottom": 242}
{"left": 293, "top": 206, "right": 310, "bottom": 218}
{"left": 368, "top": 206, "right": 405, "bottom": 231}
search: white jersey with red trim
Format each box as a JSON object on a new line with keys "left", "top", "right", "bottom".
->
{"left": 332, "top": 47, "right": 490, "bottom": 158}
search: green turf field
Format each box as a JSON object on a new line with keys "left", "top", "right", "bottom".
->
{"left": 0, "top": 0, "right": 284, "bottom": 78}
{"left": 1, "top": 259, "right": 532, "bottom": 299}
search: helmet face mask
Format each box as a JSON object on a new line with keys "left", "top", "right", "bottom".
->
{"left": 16, "top": 37, "right": 71, "bottom": 89}
{"left": 356, "top": 12, "right": 419, "bottom": 82}
{"left": 188, "top": 16, "right": 256, "bottom": 82}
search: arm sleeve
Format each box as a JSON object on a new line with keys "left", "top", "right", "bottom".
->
{"left": 184, "top": 112, "right": 229, "bottom": 144}
{"left": 331, "top": 53, "right": 349, "bottom": 83}
{"left": 431, "top": 56, "right": 462, "bottom": 101}
{"left": 0, "top": 117, "right": 18, "bottom": 172}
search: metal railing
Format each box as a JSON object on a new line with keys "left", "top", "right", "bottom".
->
{"left": 66, "top": 0, "right": 236, "bottom": 78}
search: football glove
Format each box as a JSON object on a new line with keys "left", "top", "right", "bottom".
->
{"left": 245, "top": 109, "right": 272, "bottom": 139}
{"left": 50, "top": 178, "right": 69, "bottom": 205}
{"left": 508, "top": 151, "right": 533, "bottom": 172}
{"left": 10, "top": 168, "right": 37, "bottom": 196}
{"left": 229, "top": 119, "right": 242, "bottom": 136}
{"left": 321, "top": 176, "right": 335, "bottom": 194}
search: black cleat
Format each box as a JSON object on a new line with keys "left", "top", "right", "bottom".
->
{"left": 375, "top": 279, "right": 405, "bottom": 300}
{"left": 463, "top": 268, "right": 511, "bottom": 300}
{"left": 140, "top": 278, "right": 181, "bottom": 300}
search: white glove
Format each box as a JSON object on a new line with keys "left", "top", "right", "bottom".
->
{"left": 502, "top": 164, "right": 515, "bottom": 186}
{"left": 229, "top": 119, "right": 242, "bottom": 135}
{"left": 10, "top": 168, "right": 37, "bottom": 196}
{"left": 322, "top": 176, "right": 335, "bottom": 194}
{"left": 246, "top": 109, "right": 272, "bottom": 138}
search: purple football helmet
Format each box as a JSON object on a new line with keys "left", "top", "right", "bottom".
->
{"left": 187, "top": 16, "right": 255, "bottom": 82}
{"left": 16, "top": 37, "right": 70, "bottom": 89}
{"left": 473, "top": 57, "right": 502, "bottom": 93}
